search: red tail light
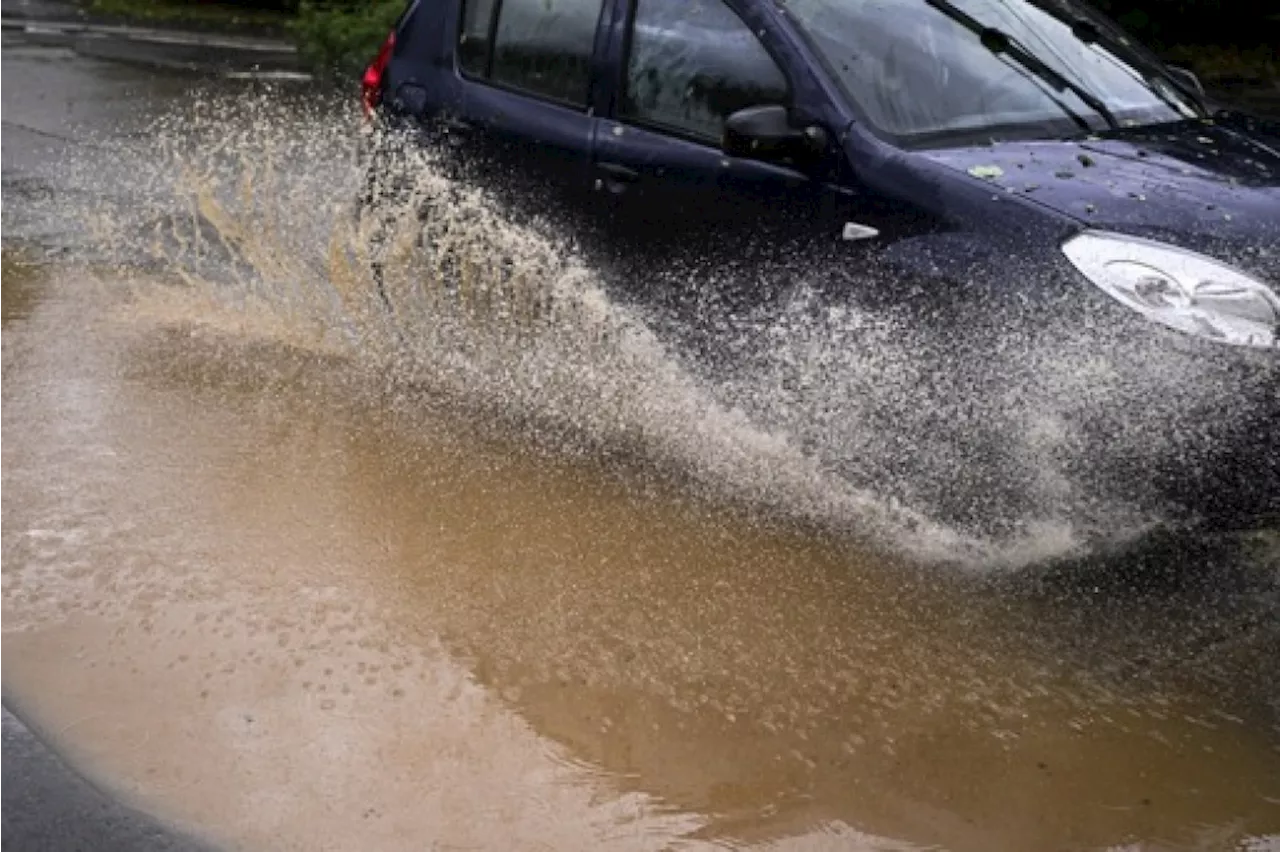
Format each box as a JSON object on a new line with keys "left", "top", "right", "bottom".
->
{"left": 362, "top": 31, "right": 396, "bottom": 119}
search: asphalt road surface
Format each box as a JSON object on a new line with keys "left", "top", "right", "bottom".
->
{"left": 3, "top": 706, "right": 210, "bottom": 851}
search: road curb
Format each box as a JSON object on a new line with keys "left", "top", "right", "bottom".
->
{"left": 0, "top": 16, "right": 294, "bottom": 52}
{"left": 70, "top": 34, "right": 306, "bottom": 77}
{"left": 2, "top": 15, "right": 311, "bottom": 78}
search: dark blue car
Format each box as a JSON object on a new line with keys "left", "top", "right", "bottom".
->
{"left": 361, "top": 0, "right": 1279, "bottom": 541}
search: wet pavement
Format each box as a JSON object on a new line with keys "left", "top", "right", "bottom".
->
{"left": 3, "top": 20, "right": 1280, "bottom": 852}
{"left": 2, "top": 706, "right": 210, "bottom": 851}
{"left": 1, "top": 0, "right": 300, "bottom": 75}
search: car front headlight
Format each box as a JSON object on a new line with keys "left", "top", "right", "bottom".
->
{"left": 1062, "top": 230, "right": 1279, "bottom": 348}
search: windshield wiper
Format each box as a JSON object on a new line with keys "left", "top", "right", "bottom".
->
{"left": 1065, "top": 17, "right": 1206, "bottom": 117}
{"left": 922, "top": 0, "right": 1120, "bottom": 131}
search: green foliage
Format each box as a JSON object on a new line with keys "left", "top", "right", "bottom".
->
{"left": 1085, "top": 1, "right": 1279, "bottom": 88}
{"left": 86, "top": 0, "right": 290, "bottom": 32}
{"left": 1086, "top": 1, "right": 1279, "bottom": 49}
{"left": 290, "top": 0, "right": 404, "bottom": 79}
{"left": 1162, "top": 44, "right": 1278, "bottom": 85}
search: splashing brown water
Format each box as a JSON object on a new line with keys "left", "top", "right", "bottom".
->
{"left": 75, "top": 92, "right": 1274, "bottom": 568}
{"left": 67, "top": 92, "right": 1132, "bottom": 567}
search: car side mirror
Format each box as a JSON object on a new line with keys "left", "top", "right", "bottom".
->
{"left": 722, "top": 104, "right": 829, "bottom": 163}
{"left": 1166, "top": 64, "right": 1206, "bottom": 98}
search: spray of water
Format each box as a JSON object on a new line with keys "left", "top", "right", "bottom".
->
{"left": 62, "top": 87, "right": 1272, "bottom": 570}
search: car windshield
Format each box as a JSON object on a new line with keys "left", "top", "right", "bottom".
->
{"left": 779, "top": 0, "right": 1203, "bottom": 145}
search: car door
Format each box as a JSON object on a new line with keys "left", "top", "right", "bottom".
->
{"left": 436, "top": 0, "right": 614, "bottom": 218}
{"left": 587, "top": 0, "right": 862, "bottom": 310}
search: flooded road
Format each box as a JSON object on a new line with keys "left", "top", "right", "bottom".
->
{"left": 4, "top": 27, "right": 1280, "bottom": 852}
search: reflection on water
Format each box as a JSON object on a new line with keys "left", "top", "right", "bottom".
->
{"left": 3, "top": 261, "right": 1278, "bottom": 852}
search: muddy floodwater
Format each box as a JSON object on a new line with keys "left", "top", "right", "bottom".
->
{"left": 3, "top": 28, "right": 1280, "bottom": 852}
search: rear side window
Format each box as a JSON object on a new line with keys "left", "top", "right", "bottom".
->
{"left": 458, "top": 0, "right": 497, "bottom": 76}
{"left": 623, "top": 0, "right": 788, "bottom": 142}
{"left": 458, "top": 0, "right": 605, "bottom": 108}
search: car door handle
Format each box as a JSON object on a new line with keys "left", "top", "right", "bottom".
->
{"left": 596, "top": 162, "right": 640, "bottom": 183}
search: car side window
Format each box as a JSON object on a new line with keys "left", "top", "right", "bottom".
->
{"left": 458, "top": 0, "right": 498, "bottom": 77}
{"left": 623, "top": 0, "right": 788, "bottom": 143}
{"left": 467, "top": 0, "right": 604, "bottom": 107}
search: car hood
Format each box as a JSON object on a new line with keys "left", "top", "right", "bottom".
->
{"left": 918, "top": 114, "right": 1280, "bottom": 276}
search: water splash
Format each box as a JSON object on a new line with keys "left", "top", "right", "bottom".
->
{"left": 61, "top": 88, "right": 1272, "bottom": 570}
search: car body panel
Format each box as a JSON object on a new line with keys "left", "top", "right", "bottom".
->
{"left": 916, "top": 117, "right": 1280, "bottom": 271}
